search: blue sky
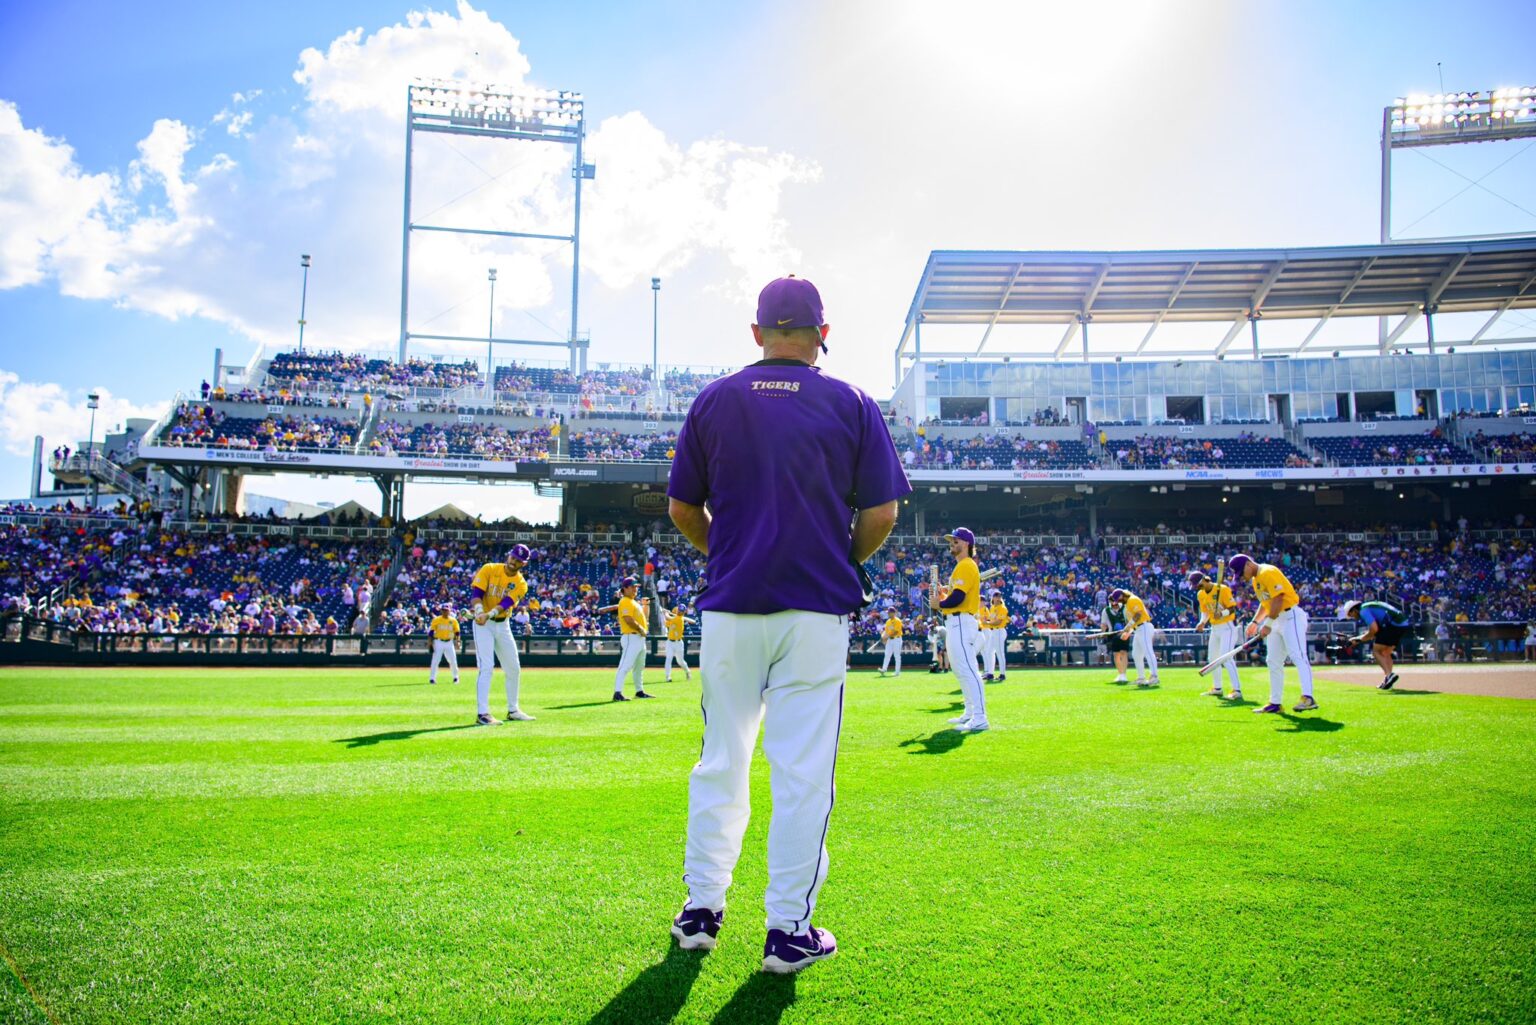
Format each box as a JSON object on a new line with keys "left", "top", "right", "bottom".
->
{"left": 2, "top": 1, "right": 1533, "bottom": 519}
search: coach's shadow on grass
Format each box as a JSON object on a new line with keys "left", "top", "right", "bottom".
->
{"left": 333, "top": 724, "right": 477, "bottom": 748}
{"left": 1275, "top": 713, "right": 1344, "bottom": 733}
{"left": 586, "top": 946, "right": 707, "bottom": 1025}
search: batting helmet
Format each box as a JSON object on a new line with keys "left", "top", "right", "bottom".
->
{"left": 1227, "top": 553, "right": 1255, "bottom": 578}
{"left": 1108, "top": 588, "right": 1128, "bottom": 605}
{"left": 507, "top": 543, "right": 532, "bottom": 564}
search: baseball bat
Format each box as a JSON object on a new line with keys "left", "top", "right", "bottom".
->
{"left": 1198, "top": 634, "right": 1261, "bottom": 676}
{"left": 977, "top": 567, "right": 1002, "bottom": 582}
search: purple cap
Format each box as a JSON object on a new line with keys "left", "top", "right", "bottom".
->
{"left": 756, "top": 276, "right": 824, "bottom": 330}
{"left": 1187, "top": 570, "right": 1207, "bottom": 587}
{"left": 944, "top": 527, "right": 976, "bottom": 547}
{"left": 1227, "top": 553, "right": 1255, "bottom": 578}
{"left": 620, "top": 576, "right": 637, "bottom": 590}
{"left": 507, "top": 543, "right": 531, "bottom": 563}
{"left": 1108, "top": 588, "right": 1128, "bottom": 604}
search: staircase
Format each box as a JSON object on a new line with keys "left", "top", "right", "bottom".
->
{"left": 367, "top": 532, "right": 408, "bottom": 631}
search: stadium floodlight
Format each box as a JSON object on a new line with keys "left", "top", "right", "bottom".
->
{"left": 1381, "top": 85, "right": 1536, "bottom": 242}
{"left": 298, "top": 255, "right": 311, "bottom": 353}
{"left": 399, "top": 78, "right": 593, "bottom": 372}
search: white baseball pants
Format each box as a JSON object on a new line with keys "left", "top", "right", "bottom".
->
{"left": 429, "top": 638, "right": 459, "bottom": 682}
{"left": 947, "top": 612, "right": 988, "bottom": 724}
{"left": 980, "top": 629, "right": 997, "bottom": 675}
{"left": 1131, "top": 622, "right": 1158, "bottom": 679}
{"left": 471, "top": 618, "right": 521, "bottom": 716}
{"left": 664, "top": 639, "right": 690, "bottom": 679}
{"left": 991, "top": 630, "right": 1007, "bottom": 675}
{"left": 1207, "top": 622, "right": 1240, "bottom": 691}
{"left": 881, "top": 637, "right": 902, "bottom": 674}
{"left": 1264, "top": 606, "right": 1313, "bottom": 704}
{"left": 684, "top": 609, "right": 848, "bottom": 934}
{"left": 615, "top": 634, "right": 646, "bottom": 694}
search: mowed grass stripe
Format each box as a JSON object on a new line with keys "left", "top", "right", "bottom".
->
{"left": 1, "top": 667, "right": 1532, "bottom": 1024}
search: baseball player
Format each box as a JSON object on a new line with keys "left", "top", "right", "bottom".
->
{"left": 665, "top": 274, "right": 910, "bottom": 973}
{"left": 612, "top": 577, "right": 653, "bottom": 701}
{"left": 1109, "top": 587, "right": 1159, "bottom": 686}
{"left": 1229, "top": 553, "right": 1317, "bottom": 714}
{"left": 878, "top": 610, "right": 904, "bottom": 676}
{"left": 1102, "top": 596, "right": 1131, "bottom": 682}
{"left": 468, "top": 545, "right": 535, "bottom": 725}
{"left": 1190, "top": 571, "right": 1241, "bottom": 700}
{"left": 983, "top": 591, "right": 1009, "bottom": 682}
{"left": 427, "top": 603, "right": 460, "bottom": 685}
{"left": 1341, "top": 599, "right": 1409, "bottom": 690}
{"left": 930, "top": 527, "right": 989, "bottom": 732}
{"left": 664, "top": 601, "right": 694, "bottom": 682}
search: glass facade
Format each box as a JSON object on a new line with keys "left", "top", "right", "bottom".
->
{"left": 913, "top": 350, "right": 1536, "bottom": 422}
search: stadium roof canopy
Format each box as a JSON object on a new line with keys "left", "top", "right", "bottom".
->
{"left": 895, "top": 235, "right": 1536, "bottom": 372}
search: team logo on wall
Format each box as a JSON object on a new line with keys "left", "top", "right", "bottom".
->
{"left": 632, "top": 490, "right": 670, "bottom": 515}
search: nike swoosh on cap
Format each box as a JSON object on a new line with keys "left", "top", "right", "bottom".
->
{"left": 777, "top": 318, "right": 794, "bottom": 325}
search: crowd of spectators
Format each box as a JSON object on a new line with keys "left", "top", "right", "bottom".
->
{"left": 567, "top": 429, "right": 677, "bottom": 462}
{"left": 266, "top": 351, "right": 482, "bottom": 392}
{"left": 1471, "top": 431, "right": 1536, "bottom": 463}
{"left": 368, "top": 421, "right": 553, "bottom": 461}
{"left": 901, "top": 435, "right": 1098, "bottom": 470}
{"left": 7, "top": 511, "right": 1533, "bottom": 639}
{"left": 158, "top": 405, "right": 359, "bottom": 451}
{"left": 1312, "top": 431, "right": 1473, "bottom": 467}
{"left": 1111, "top": 434, "right": 1316, "bottom": 470}
{"left": 200, "top": 381, "right": 353, "bottom": 408}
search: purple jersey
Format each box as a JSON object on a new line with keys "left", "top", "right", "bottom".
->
{"left": 667, "top": 358, "right": 912, "bottom": 615}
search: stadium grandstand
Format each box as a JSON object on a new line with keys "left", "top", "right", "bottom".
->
{"left": 7, "top": 236, "right": 1536, "bottom": 668}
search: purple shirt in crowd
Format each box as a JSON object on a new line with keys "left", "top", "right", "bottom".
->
{"left": 667, "top": 358, "right": 912, "bottom": 615}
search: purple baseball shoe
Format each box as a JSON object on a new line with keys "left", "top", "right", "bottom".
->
{"left": 670, "top": 905, "right": 723, "bottom": 951}
{"left": 762, "top": 926, "right": 838, "bottom": 974}
{"left": 1253, "top": 703, "right": 1283, "bottom": 714}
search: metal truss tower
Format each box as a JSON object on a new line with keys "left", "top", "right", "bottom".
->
{"left": 398, "top": 79, "right": 596, "bottom": 372}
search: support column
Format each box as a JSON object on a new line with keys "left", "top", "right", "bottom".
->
{"left": 1079, "top": 313, "right": 1090, "bottom": 362}
{"left": 1425, "top": 304, "right": 1437, "bottom": 355}
{"left": 1249, "top": 312, "right": 1261, "bottom": 359}
{"left": 1088, "top": 502, "right": 1099, "bottom": 538}
{"left": 914, "top": 507, "right": 927, "bottom": 538}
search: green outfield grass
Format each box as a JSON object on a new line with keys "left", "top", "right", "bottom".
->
{"left": 1, "top": 664, "right": 1533, "bottom": 1025}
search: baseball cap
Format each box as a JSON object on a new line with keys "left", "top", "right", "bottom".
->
{"left": 507, "top": 543, "right": 531, "bottom": 563}
{"left": 1340, "top": 600, "right": 1363, "bottom": 618}
{"left": 1187, "top": 570, "right": 1207, "bottom": 587}
{"left": 1227, "top": 553, "right": 1255, "bottom": 577}
{"left": 944, "top": 527, "right": 976, "bottom": 547}
{"left": 620, "top": 576, "right": 637, "bottom": 589}
{"left": 756, "top": 275, "right": 824, "bottom": 330}
{"left": 1108, "top": 588, "right": 1128, "bottom": 604}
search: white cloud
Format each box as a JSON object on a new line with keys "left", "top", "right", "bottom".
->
{"left": 0, "top": 2, "right": 816, "bottom": 356}
{"left": 0, "top": 102, "right": 117, "bottom": 289}
{"left": 0, "top": 369, "right": 169, "bottom": 459}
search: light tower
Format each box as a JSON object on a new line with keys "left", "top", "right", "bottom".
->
{"left": 397, "top": 80, "right": 595, "bottom": 372}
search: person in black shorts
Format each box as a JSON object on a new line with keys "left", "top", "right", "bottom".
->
{"left": 1101, "top": 599, "right": 1131, "bottom": 682}
{"left": 1342, "top": 599, "right": 1409, "bottom": 690}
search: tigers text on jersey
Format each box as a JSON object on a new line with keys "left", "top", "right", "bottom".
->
{"left": 470, "top": 563, "right": 527, "bottom": 617}
{"left": 618, "top": 595, "right": 647, "bottom": 636}
{"left": 430, "top": 615, "right": 460, "bottom": 641}
{"left": 1252, "top": 564, "right": 1300, "bottom": 614}
{"left": 1197, "top": 584, "right": 1237, "bottom": 625}
{"left": 945, "top": 557, "right": 982, "bottom": 616}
